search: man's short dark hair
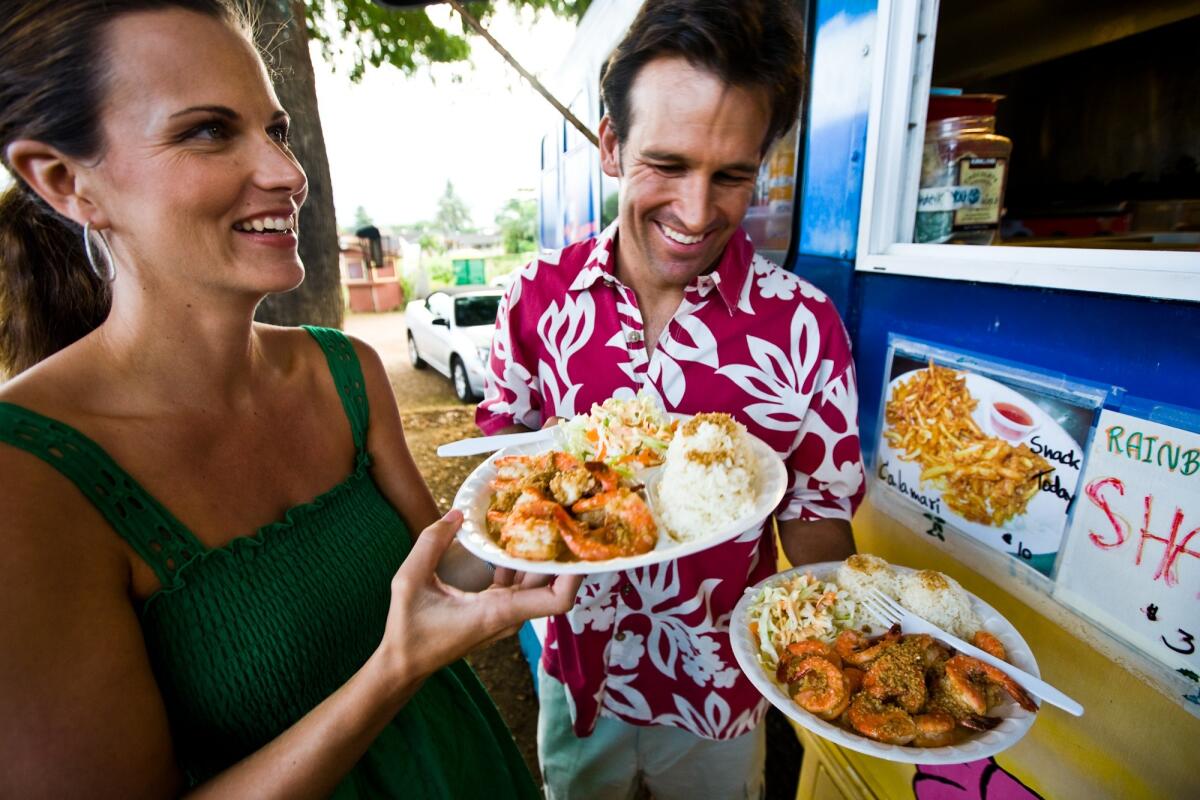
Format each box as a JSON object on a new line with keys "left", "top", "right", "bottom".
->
{"left": 600, "top": 0, "right": 806, "bottom": 154}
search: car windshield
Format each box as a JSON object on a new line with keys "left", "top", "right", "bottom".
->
{"left": 455, "top": 294, "right": 501, "bottom": 327}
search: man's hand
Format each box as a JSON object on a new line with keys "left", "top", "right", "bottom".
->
{"left": 777, "top": 517, "right": 856, "bottom": 568}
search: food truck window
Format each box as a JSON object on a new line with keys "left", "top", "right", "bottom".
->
{"left": 856, "top": 0, "right": 1200, "bottom": 302}
{"left": 746, "top": 122, "right": 802, "bottom": 264}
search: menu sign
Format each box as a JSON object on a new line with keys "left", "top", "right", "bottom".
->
{"left": 874, "top": 340, "right": 1102, "bottom": 576}
{"left": 1055, "top": 410, "right": 1200, "bottom": 703}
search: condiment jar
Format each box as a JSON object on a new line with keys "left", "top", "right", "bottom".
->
{"left": 915, "top": 95, "right": 1013, "bottom": 245}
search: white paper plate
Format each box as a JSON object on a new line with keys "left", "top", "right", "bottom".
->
{"left": 731, "top": 562, "right": 1040, "bottom": 764}
{"left": 451, "top": 431, "right": 787, "bottom": 575}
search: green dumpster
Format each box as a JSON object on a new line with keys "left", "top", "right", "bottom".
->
{"left": 453, "top": 257, "right": 486, "bottom": 285}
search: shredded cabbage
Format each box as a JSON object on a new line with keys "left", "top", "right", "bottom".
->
{"left": 562, "top": 390, "right": 677, "bottom": 469}
{"left": 748, "top": 573, "right": 858, "bottom": 669}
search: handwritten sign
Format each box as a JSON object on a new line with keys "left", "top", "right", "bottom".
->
{"left": 1054, "top": 410, "right": 1200, "bottom": 700}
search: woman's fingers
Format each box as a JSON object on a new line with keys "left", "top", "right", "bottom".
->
{"left": 382, "top": 516, "right": 579, "bottom": 677}
{"left": 518, "top": 571, "right": 554, "bottom": 589}
{"left": 492, "top": 566, "right": 518, "bottom": 587}
{"left": 402, "top": 509, "right": 463, "bottom": 579}
{"left": 501, "top": 573, "right": 583, "bottom": 622}
{"left": 472, "top": 575, "right": 580, "bottom": 649}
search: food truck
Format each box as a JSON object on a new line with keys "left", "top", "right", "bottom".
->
{"left": 531, "top": 0, "right": 1200, "bottom": 796}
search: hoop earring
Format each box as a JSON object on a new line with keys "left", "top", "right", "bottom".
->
{"left": 82, "top": 222, "right": 116, "bottom": 282}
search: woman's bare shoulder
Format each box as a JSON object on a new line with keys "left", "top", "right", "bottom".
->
{"left": 0, "top": 336, "right": 111, "bottom": 414}
{"left": 254, "top": 322, "right": 340, "bottom": 371}
{"left": 0, "top": 434, "right": 180, "bottom": 797}
{"left": 253, "top": 323, "right": 389, "bottom": 390}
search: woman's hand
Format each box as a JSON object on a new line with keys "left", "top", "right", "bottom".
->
{"left": 491, "top": 567, "right": 556, "bottom": 591}
{"left": 377, "top": 510, "right": 582, "bottom": 684}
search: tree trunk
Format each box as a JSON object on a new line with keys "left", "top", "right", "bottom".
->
{"left": 252, "top": 0, "right": 343, "bottom": 329}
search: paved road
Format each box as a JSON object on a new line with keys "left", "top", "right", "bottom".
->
{"left": 344, "top": 310, "right": 461, "bottom": 412}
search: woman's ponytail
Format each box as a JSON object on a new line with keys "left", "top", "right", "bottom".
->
{"left": 0, "top": 183, "right": 111, "bottom": 376}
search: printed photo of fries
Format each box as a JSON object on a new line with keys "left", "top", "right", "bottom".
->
{"left": 883, "top": 362, "right": 1052, "bottom": 526}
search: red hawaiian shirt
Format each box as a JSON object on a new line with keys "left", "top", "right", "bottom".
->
{"left": 476, "top": 223, "right": 865, "bottom": 740}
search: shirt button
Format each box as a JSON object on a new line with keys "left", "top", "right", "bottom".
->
{"left": 626, "top": 331, "right": 643, "bottom": 344}
{"left": 620, "top": 583, "right": 632, "bottom": 596}
{"left": 615, "top": 632, "right": 626, "bottom": 642}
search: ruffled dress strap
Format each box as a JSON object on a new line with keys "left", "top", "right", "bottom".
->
{"left": 0, "top": 401, "right": 205, "bottom": 587}
{"left": 302, "top": 326, "right": 369, "bottom": 453}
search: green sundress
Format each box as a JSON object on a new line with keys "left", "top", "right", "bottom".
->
{"left": 0, "top": 326, "right": 537, "bottom": 798}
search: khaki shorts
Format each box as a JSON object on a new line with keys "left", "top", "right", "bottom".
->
{"left": 537, "top": 663, "right": 766, "bottom": 800}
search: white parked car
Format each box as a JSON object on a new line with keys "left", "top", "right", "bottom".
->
{"left": 404, "top": 287, "right": 503, "bottom": 402}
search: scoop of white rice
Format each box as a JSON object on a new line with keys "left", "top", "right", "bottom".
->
{"left": 655, "top": 413, "right": 756, "bottom": 541}
{"left": 896, "top": 569, "right": 981, "bottom": 638}
{"left": 836, "top": 554, "right": 900, "bottom": 601}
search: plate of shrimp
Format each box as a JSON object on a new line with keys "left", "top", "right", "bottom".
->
{"left": 450, "top": 432, "right": 786, "bottom": 575}
{"left": 731, "top": 563, "right": 1040, "bottom": 764}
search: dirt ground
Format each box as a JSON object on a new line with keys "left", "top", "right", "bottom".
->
{"left": 345, "top": 310, "right": 801, "bottom": 797}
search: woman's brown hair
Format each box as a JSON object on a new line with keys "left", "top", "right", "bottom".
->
{"left": 0, "top": 0, "right": 245, "bottom": 376}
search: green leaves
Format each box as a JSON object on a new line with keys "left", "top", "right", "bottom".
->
{"left": 436, "top": 180, "right": 474, "bottom": 236}
{"left": 304, "top": 0, "right": 592, "bottom": 82}
{"left": 494, "top": 196, "right": 537, "bottom": 254}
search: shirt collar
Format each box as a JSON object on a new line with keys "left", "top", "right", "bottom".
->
{"left": 568, "top": 221, "right": 755, "bottom": 314}
{"left": 567, "top": 221, "right": 620, "bottom": 292}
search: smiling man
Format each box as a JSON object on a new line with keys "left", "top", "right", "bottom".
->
{"left": 476, "top": 1, "right": 866, "bottom": 797}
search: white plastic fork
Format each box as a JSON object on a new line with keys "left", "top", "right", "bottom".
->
{"left": 436, "top": 427, "right": 559, "bottom": 457}
{"left": 861, "top": 587, "right": 1084, "bottom": 717}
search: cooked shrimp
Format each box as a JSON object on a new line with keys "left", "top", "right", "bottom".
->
{"left": 972, "top": 630, "right": 1007, "bottom": 661}
{"left": 912, "top": 712, "right": 960, "bottom": 748}
{"left": 843, "top": 667, "right": 864, "bottom": 694}
{"left": 785, "top": 640, "right": 843, "bottom": 669}
{"left": 846, "top": 694, "right": 917, "bottom": 745}
{"left": 498, "top": 488, "right": 575, "bottom": 560}
{"left": 563, "top": 487, "right": 658, "bottom": 560}
{"left": 485, "top": 509, "right": 508, "bottom": 539}
{"left": 958, "top": 713, "right": 1002, "bottom": 731}
{"left": 835, "top": 624, "right": 902, "bottom": 667}
{"left": 942, "top": 654, "right": 1038, "bottom": 714}
{"left": 549, "top": 466, "right": 594, "bottom": 506}
{"left": 495, "top": 451, "right": 582, "bottom": 484}
{"left": 488, "top": 478, "right": 523, "bottom": 513}
{"left": 549, "top": 460, "right": 623, "bottom": 505}
{"left": 584, "top": 461, "right": 622, "bottom": 492}
{"left": 777, "top": 641, "right": 842, "bottom": 684}
{"left": 863, "top": 635, "right": 930, "bottom": 713}
{"left": 786, "top": 656, "right": 851, "bottom": 721}
{"left": 493, "top": 454, "right": 538, "bottom": 482}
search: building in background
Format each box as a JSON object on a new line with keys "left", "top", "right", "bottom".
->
{"left": 338, "top": 227, "right": 406, "bottom": 313}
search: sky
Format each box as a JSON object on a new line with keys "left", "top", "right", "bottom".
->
{"left": 0, "top": 6, "right": 579, "bottom": 226}
{"left": 312, "top": 5, "right": 580, "bottom": 231}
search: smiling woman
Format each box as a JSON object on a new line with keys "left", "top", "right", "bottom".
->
{"left": 0, "top": 2, "right": 580, "bottom": 798}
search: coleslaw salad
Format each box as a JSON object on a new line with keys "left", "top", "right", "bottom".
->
{"left": 748, "top": 573, "right": 859, "bottom": 669}
{"left": 561, "top": 391, "right": 678, "bottom": 472}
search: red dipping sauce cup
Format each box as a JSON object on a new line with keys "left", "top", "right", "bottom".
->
{"left": 990, "top": 400, "right": 1036, "bottom": 441}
